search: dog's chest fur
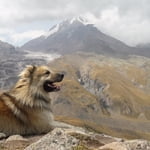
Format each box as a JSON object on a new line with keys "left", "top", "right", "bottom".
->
{"left": 28, "top": 109, "right": 54, "bottom": 133}
{"left": 0, "top": 92, "right": 54, "bottom": 135}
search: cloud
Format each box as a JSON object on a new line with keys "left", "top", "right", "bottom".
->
{"left": 0, "top": 0, "right": 150, "bottom": 46}
{"left": 1, "top": 0, "right": 149, "bottom": 25}
{"left": 10, "top": 30, "right": 46, "bottom": 46}
{"left": 85, "top": 7, "right": 150, "bottom": 46}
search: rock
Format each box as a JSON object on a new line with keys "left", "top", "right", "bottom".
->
{"left": 24, "top": 127, "right": 150, "bottom": 150}
{"left": 0, "top": 134, "right": 41, "bottom": 150}
{"left": 0, "top": 133, "right": 6, "bottom": 139}
{"left": 125, "top": 140, "right": 150, "bottom": 150}
{"left": 0, "top": 127, "right": 150, "bottom": 150}
{"left": 6, "top": 135, "right": 28, "bottom": 142}
{"left": 98, "top": 140, "right": 150, "bottom": 150}
{"left": 25, "top": 128, "right": 79, "bottom": 150}
{"left": 25, "top": 127, "right": 123, "bottom": 150}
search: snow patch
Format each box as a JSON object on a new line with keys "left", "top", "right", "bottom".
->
{"left": 24, "top": 50, "right": 60, "bottom": 62}
{"left": 70, "top": 16, "right": 92, "bottom": 25}
{"left": 41, "top": 16, "right": 94, "bottom": 39}
{"left": 44, "top": 24, "right": 60, "bottom": 38}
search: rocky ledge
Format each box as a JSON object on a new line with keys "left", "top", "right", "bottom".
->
{"left": 0, "top": 127, "right": 150, "bottom": 150}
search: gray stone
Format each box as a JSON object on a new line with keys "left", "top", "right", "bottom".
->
{"left": 98, "top": 140, "right": 150, "bottom": 150}
{"left": 6, "top": 135, "right": 28, "bottom": 142}
{"left": 0, "top": 133, "right": 6, "bottom": 140}
{"left": 25, "top": 128, "right": 79, "bottom": 150}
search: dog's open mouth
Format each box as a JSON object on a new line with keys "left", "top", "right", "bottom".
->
{"left": 43, "top": 81, "right": 61, "bottom": 92}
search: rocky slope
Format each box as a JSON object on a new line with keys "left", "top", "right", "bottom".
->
{"left": 0, "top": 57, "right": 46, "bottom": 90}
{"left": 0, "top": 40, "right": 51, "bottom": 89}
{"left": 0, "top": 40, "right": 20, "bottom": 60}
{"left": 0, "top": 57, "right": 47, "bottom": 89}
{"left": 0, "top": 127, "right": 150, "bottom": 150}
{"left": 0, "top": 40, "right": 15, "bottom": 53}
{"left": 47, "top": 52, "right": 150, "bottom": 140}
{"left": 136, "top": 43, "right": 150, "bottom": 57}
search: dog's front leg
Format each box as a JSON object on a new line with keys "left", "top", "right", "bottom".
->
{"left": 51, "top": 121, "right": 74, "bottom": 129}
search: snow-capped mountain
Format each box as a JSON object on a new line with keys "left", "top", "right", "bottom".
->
{"left": 44, "top": 16, "right": 91, "bottom": 38}
{"left": 21, "top": 17, "right": 149, "bottom": 57}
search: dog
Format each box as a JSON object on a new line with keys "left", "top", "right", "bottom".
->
{"left": 0, "top": 65, "right": 67, "bottom": 137}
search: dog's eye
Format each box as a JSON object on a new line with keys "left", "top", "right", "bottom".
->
{"left": 45, "top": 70, "right": 50, "bottom": 75}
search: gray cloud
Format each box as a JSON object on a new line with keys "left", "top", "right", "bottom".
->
{"left": 1, "top": 0, "right": 149, "bottom": 23}
{"left": 0, "top": 0, "right": 150, "bottom": 46}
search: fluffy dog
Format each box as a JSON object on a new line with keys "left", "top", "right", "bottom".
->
{"left": 0, "top": 65, "right": 65, "bottom": 137}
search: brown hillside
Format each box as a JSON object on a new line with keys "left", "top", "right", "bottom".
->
{"left": 48, "top": 52, "right": 150, "bottom": 140}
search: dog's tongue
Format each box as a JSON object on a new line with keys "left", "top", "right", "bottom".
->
{"left": 48, "top": 83, "right": 60, "bottom": 90}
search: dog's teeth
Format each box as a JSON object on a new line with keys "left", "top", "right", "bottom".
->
{"left": 46, "top": 82, "right": 61, "bottom": 91}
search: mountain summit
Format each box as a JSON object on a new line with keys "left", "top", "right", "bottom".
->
{"left": 69, "top": 16, "right": 91, "bottom": 25}
{"left": 21, "top": 17, "right": 149, "bottom": 57}
{"left": 43, "top": 16, "right": 92, "bottom": 38}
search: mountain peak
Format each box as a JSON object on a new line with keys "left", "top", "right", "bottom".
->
{"left": 69, "top": 16, "right": 92, "bottom": 25}
{"left": 23, "top": 16, "right": 148, "bottom": 57}
{"left": 44, "top": 16, "right": 93, "bottom": 38}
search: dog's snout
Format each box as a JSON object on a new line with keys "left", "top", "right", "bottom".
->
{"left": 55, "top": 73, "right": 64, "bottom": 82}
{"left": 51, "top": 73, "right": 64, "bottom": 82}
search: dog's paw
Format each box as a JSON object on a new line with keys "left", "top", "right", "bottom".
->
{"left": 0, "top": 132, "right": 6, "bottom": 140}
{"left": 52, "top": 121, "right": 74, "bottom": 129}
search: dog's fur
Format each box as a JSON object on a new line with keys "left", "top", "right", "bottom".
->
{"left": 0, "top": 65, "right": 65, "bottom": 136}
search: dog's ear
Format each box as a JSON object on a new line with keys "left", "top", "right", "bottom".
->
{"left": 19, "top": 65, "right": 36, "bottom": 78}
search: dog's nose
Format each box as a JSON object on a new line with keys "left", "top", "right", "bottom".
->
{"left": 56, "top": 73, "right": 64, "bottom": 82}
{"left": 60, "top": 74, "right": 64, "bottom": 79}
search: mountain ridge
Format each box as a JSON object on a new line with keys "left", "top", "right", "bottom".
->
{"left": 0, "top": 40, "right": 16, "bottom": 54}
{"left": 0, "top": 17, "right": 149, "bottom": 58}
{"left": 20, "top": 17, "right": 149, "bottom": 58}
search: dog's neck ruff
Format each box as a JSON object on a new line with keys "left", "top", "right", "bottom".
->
{"left": 10, "top": 84, "right": 51, "bottom": 110}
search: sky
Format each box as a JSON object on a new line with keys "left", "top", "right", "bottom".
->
{"left": 0, "top": 0, "right": 150, "bottom": 47}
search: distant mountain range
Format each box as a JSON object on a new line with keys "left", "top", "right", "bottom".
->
{"left": 20, "top": 16, "right": 150, "bottom": 58}
{"left": 137, "top": 43, "right": 150, "bottom": 49}
{"left": 0, "top": 40, "right": 15, "bottom": 55}
{"left": 0, "top": 17, "right": 149, "bottom": 58}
